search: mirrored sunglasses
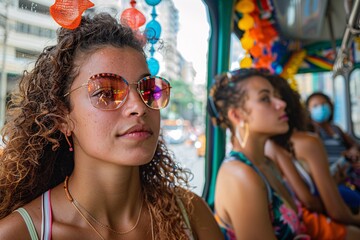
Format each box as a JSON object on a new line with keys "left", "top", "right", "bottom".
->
{"left": 64, "top": 73, "right": 171, "bottom": 110}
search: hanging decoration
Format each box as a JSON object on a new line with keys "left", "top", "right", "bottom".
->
{"left": 50, "top": 0, "right": 94, "bottom": 29}
{"left": 120, "top": 0, "right": 146, "bottom": 30}
{"left": 235, "top": 0, "right": 282, "bottom": 71}
{"left": 236, "top": 0, "right": 255, "bottom": 68}
{"left": 145, "top": 0, "right": 162, "bottom": 75}
{"left": 305, "top": 55, "right": 333, "bottom": 71}
{"left": 280, "top": 50, "right": 306, "bottom": 92}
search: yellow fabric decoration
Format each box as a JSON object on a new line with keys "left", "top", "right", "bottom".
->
{"left": 280, "top": 50, "right": 306, "bottom": 92}
{"left": 235, "top": 0, "right": 255, "bottom": 14}
{"left": 238, "top": 13, "right": 254, "bottom": 30}
{"left": 240, "top": 35, "right": 254, "bottom": 50}
{"left": 240, "top": 55, "right": 253, "bottom": 68}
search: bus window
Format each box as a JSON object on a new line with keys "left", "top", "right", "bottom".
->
{"left": 296, "top": 72, "right": 334, "bottom": 99}
{"left": 160, "top": 0, "right": 209, "bottom": 196}
{"left": 350, "top": 68, "right": 360, "bottom": 138}
{"left": 333, "top": 74, "right": 347, "bottom": 130}
{"left": 295, "top": 72, "right": 347, "bottom": 130}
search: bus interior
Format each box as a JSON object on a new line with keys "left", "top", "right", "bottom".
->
{"left": 202, "top": 0, "right": 360, "bottom": 206}
{"left": 0, "top": 0, "right": 360, "bottom": 213}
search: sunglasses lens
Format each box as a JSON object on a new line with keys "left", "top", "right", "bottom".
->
{"left": 138, "top": 76, "right": 171, "bottom": 109}
{"left": 88, "top": 74, "right": 128, "bottom": 110}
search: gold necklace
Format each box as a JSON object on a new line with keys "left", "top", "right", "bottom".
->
{"left": 64, "top": 177, "right": 105, "bottom": 240}
{"left": 73, "top": 191, "right": 143, "bottom": 235}
{"left": 63, "top": 176, "right": 154, "bottom": 239}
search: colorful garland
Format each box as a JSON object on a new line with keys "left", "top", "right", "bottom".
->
{"left": 145, "top": 0, "right": 162, "bottom": 75}
{"left": 235, "top": 0, "right": 285, "bottom": 73}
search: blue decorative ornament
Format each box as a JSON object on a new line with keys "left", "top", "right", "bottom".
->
{"left": 270, "top": 62, "right": 283, "bottom": 74}
{"left": 145, "top": 0, "right": 162, "bottom": 76}
{"left": 147, "top": 57, "right": 160, "bottom": 75}
{"left": 145, "top": 0, "right": 161, "bottom": 6}
{"left": 274, "top": 65, "right": 283, "bottom": 74}
{"left": 145, "top": 20, "right": 161, "bottom": 44}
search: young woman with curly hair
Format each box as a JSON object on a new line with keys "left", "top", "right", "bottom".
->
{"left": 0, "top": 13, "right": 222, "bottom": 240}
{"left": 208, "top": 68, "right": 309, "bottom": 239}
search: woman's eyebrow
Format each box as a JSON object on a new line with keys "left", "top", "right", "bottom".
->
{"left": 258, "top": 89, "right": 271, "bottom": 95}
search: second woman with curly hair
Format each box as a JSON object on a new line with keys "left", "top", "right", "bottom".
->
{"left": 0, "top": 13, "right": 223, "bottom": 240}
{"left": 208, "top": 68, "right": 309, "bottom": 239}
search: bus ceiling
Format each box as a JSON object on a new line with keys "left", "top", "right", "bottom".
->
{"left": 235, "top": 0, "right": 359, "bottom": 49}
{"left": 203, "top": 0, "right": 360, "bottom": 73}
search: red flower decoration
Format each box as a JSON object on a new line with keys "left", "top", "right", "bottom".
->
{"left": 50, "top": 0, "right": 94, "bottom": 29}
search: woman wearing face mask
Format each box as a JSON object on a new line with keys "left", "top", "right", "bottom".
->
{"left": 306, "top": 92, "right": 360, "bottom": 207}
{"left": 306, "top": 92, "right": 360, "bottom": 164}
{"left": 266, "top": 76, "right": 360, "bottom": 239}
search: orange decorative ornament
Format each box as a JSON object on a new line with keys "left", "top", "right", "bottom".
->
{"left": 257, "top": 54, "right": 273, "bottom": 69}
{"left": 50, "top": 0, "right": 94, "bottom": 29}
{"left": 120, "top": 8, "right": 146, "bottom": 30}
{"left": 120, "top": 1, "right": 146, "bottom": 30}
{"left": 249, "top": 27, "right": 264, "bottom": 43}
{"left": 249, "top": 44, "right": 262, "bottom": 58}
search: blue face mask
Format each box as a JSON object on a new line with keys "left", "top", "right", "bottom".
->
{"left": 310, "top": 104, "right": 331, "bottom": 123}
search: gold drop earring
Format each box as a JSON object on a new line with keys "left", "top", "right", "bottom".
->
{"left": 236, "top": 121, "right": 249, "bottom": 148}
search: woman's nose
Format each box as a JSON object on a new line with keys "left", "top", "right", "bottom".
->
{"left": 123, "top": 86, "right": 147, "bottom": 116}
{"left": 275, "top": 98, "right": 286, "bottom": 110}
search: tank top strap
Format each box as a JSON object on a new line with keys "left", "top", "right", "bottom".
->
{"left": 292, "top": 159, "right": 317, "bottom": 195}
{"left": 41, "top": 190, "right": 52, "bottom": 240}
{"left": 14, "top": 208, "right": 39, "bottom": 240}
{"left": 227, "top": 151, "right": 273, "bottom": 204}
{"left": 176, "top": 196, "right": 196, "bottom": 240}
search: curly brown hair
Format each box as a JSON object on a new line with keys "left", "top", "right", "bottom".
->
{"left": 0, "top": 13, "right": 193, "bottom": 239}
{"left": 208, "top": 68, "right": 273, "bottom": 139}
{"left": 268, "top": 74, "right": 309, "bottom": 155}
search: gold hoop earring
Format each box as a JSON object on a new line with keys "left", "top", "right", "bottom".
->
{"left": 236, "top": 121, "right": 249, "bottom": 148}
{"left": 65, "top": 134, "right": 73, "bottom": 152}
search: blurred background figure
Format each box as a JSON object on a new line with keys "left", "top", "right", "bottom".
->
{"left": 266, "top": 75, "right": 360, "bottom": 240}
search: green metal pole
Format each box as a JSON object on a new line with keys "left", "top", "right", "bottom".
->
{"left": 206, "top": 0, "right": 235, "bottom": 207}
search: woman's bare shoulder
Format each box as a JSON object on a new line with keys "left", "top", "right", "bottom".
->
{"left": 0, "top": 197, "right": 41, "bottom": 240}
{"left": 0, "top": 211, "right": 32, "bottom": 240}
{"left": 292, "top": 131, "right": 323, "bottom": 147}
{"left": 218, "top": 160, "right": 265, "bottom": 188}
{"left": 185, "top": 192, "right": 224, "bottom": 239}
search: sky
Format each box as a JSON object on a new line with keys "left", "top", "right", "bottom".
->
{"left": 173, "top": 0, "right": 210, "bottom": 84}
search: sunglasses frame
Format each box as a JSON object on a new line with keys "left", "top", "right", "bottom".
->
{"left": 64, "top": 73, "right": 171, "bottom": 110}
